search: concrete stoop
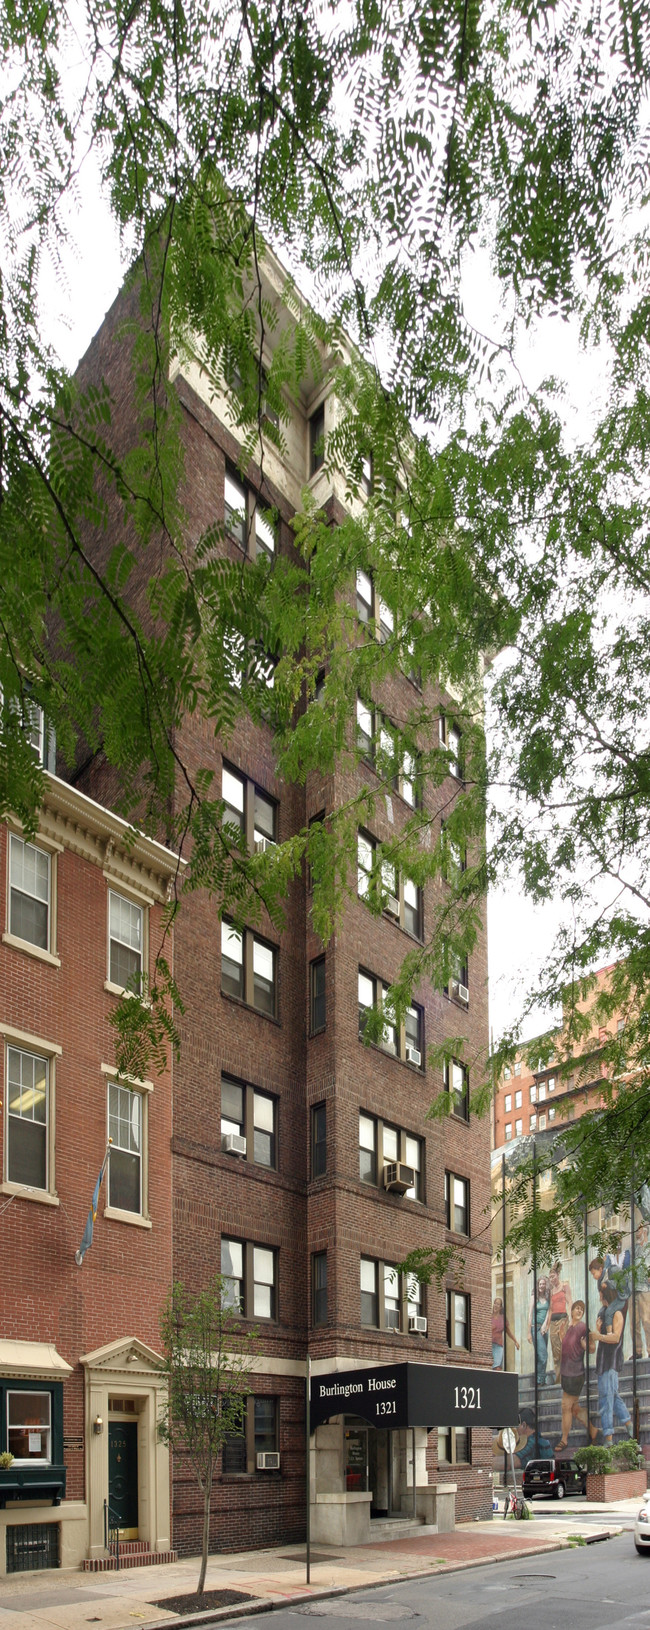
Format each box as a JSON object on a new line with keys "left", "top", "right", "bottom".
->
{"left": 365, "top": 1517, "right": 434, "bottom": 1542}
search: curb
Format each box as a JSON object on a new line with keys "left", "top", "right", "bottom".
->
{"left": 133, "top": 1534, "right": 583, "bottom": 1630}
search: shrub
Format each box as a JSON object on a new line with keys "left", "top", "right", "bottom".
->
{"left": 573, "top": 1445, "right": 613, "bottom": 1474}
{"left": 611, "top": 1438, "right": 644, "bottom": 1471}
{"left": 0, "top": 1452, "right": 14, "bottom": 1469}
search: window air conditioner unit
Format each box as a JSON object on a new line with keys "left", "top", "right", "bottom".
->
{"left": 223, "top": 1133, "right": 247, "bottom": 1156}
{"left": 257, "top": 1451, "right": 280, "bottom": 1470}
{"left": 383, "top": 1162, "right": 415, "bottom": 1195}
{"left": 385, "top": 1309, "right": 401, "bottom": 1331}
{"left": 452, "top": 980, "right": 469, "bottom": 1005}
{"left": 255, "top": 835, "right": 274, "bottom": 853}
{"left": 385, "top": 894, "right": 400, "bottom": 916}
{"left": 405, "top": 1045, "right": 421, "bottom": 1067}
{"left": 409, "top": 1315, "right": 428, "bottom": 1334}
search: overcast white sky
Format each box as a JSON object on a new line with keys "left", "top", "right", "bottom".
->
{"left": 39, "top": 159, "right": 614, "bottom": 1049}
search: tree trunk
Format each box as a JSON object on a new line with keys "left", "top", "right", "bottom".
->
{"left": 198, "top": 1469, "right": 212, "bottom": 1597}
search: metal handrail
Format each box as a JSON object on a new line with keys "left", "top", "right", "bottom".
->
{"left": 103, "top": 1499, "right": 121, "bottom": 1570}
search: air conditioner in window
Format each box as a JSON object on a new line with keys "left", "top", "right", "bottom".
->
{"left": 385, "top": 894, "right": 400, "bottom": 917}
{"left": 383, "top": 1162, "right": 415, "bottom": 1195}
{"left": 405, "top": 1045, "right": 421, "bottom": 1067}
{"left": 452, "top": 979, "right": 469, "bottom": 1005}
{"left": 254, "top": 835, "right": 275, "bottom": 853}
{"left": 223, "top": 1133, "right": 247, "bottom": 1156}
{"left": 257, "top": 1451, "right": 280, "bottom": 1470}
{"left": 409, "top": 1315, "right": 428, "bottom": 1334}
{"left": 385, "top": 1309, "right": 401, "bottom": 1331}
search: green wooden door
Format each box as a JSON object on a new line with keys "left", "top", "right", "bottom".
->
{"left": 108, "top": 1421, "right": 138, "bottom": 1534}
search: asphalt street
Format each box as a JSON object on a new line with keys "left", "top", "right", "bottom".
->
{"left": 220, "top": 1533, "right": 650, "bottom": 1630}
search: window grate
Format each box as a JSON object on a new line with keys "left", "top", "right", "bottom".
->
{"left": 7, "top": 1523, "right": 59, "bottom": 1573}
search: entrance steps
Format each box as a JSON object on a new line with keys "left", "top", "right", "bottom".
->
{"left": 83, "top": 1540, "right": 178, "bottom": 1572}
{"left": 367, "top": 1516, "right": 432, "bottom": 1542}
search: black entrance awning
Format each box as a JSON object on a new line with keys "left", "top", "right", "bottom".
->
{"left": 310, "top": 1361, "right": 518, "bottom": 1432}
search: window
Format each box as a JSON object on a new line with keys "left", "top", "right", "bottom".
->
{"left": 7, "top": 1391, "right": 52, "bottom": 1463}
{"left": 530, "top": 1084, "right": 537, "bottom": 1103}
{"left": 539, "top": 1113, "right": 547, "bottom": 1130}
{"left": 504, "top": 1066, "right": 511, "bottom": 1080}
{"left": 359, "top": 1113, "right": 423, "bottom": 1200}
{"left": 108, "top": 890, "right": 143, "bottom": 992}
{"left": 407, "top": 1273, "right": 423, "bottom": 1324}
{"left": 6, "top": 1047, "right": 49, "bottom": 1191}
{"left": 358, "top": 968, "right": 423, "bottom": 1067}
{"left": 515, "top": 1118, "right": 523, "bottom": 1135}
{"left": 538, "top": 1082, "right": 546, "bottom": 1102}
{"left": 222, "top": 1420, "right": 247, "bottom": 1474}
{"left": 504, "top": 1094, "right": 512, "bottom": 1113}
{"left": 254, "top": 1397, "right": 277, "bottom": 1456}
{"left": 108, "top": 1081, "right": 142, "bottom": 1214}
{"left": 444, "top": 1059, "right": 469, "bottom": 1121}
{"left": 355, "top": 570, "right": 395, "bottom": 645}
{"left": 222, "top": 764, "right": 277, "bottom": 851}
{"left": 514, "top": 1061, "right": 521, "bottom": 1076}
{"left": 356, "top": 832, "right": 422, "bottom": 938}
{"left": 384, "top": 1265, "right": 400, "bottom": 1329}
{"left": 445, "top": 1172, "right": 469, "bottom": 1235}
{"left": 313, "top": 1252, "right": 328, "bottom": 1326}
{"left": 221, "top": 1075, "right": 277, "bottom": 1168}
{"left": 548, "top": 1076, "right": 555, "bottom": 1092}
{"left": 505, "top": 1123, "right": 512, "bottom": 1140}
{"left": 548, "top": 1105, "right": 556, "bottom": 1122}
{"left": 360, "top": 1258, "right": 379, "bottom": 1327}
{"left": 361, "top": 453, "right": 373, "bottom": 497}
{"left": 439, "top": 714, "right": 463, "bottom": 779}
{"left": 357, "top": 569, "right": 373, "bottom": 625}
{"left": 530, "top": 1113, "right": 537, "bottom": 1130}
{"left": 255, "top": 509, "right": 276, "bottom": 560}
{"left": 311, "top": 1102, "right": 326, "bottom": 1178}
{"left": 515, "top": 1090, "right": 522, "bottom": 1109}
{"left": 224, "top": 467, "right": 247, "bottom": 548}
{"left": 310, "top": 957, "right": 326, "bottom": 1034}
{"left": 9, "top": 836, "right": 50, "bottom": 951}
{"left": 307, "top": 809, "right": 325, "bottom": 893}
{"left": 356, "top": 697, "right": 374, "bottom": 760}
{"left": 437, "top": 1427, "right": 470, "bottom": 1465}
{"left": 446, "top": 1290, "right": 470, "bottom": 1350}
{"left": 221, "top": 922, "right": 278, "bottom": 1017}
{"left": 222, "top": 1395, "right": 279, "bottom": 1474}
{"left": 309, "top": 403, "right": 325, "bottom": 475}
{"left": 221, "top": 1238, "right": 277, "bottom": 1320}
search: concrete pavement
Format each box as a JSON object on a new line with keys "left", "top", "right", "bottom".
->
{"left": 0, "top": 1507, "right": 635, "bottom": 1630}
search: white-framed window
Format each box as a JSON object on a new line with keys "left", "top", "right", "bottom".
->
{"left": 530, "top": 1113, "right": 537, "bottom": 1130}
{"left": 9, "top": 834, "right": 51, "bottom": 951}
{"left": 503, "top": 1066, "right": 511, "bottom": 1080}
{"left": 515, "top": 1090, "right": 522, "bottom": 1108}
{"left": 6, "top": 1046, "right": 49, "bottom": 1191}
{"left": 505, "top": 1122, "right": 512, "bottom": 1140}
{"left": 446, "top": 1290, "right": 470, "bottom": 1350}
{"left": 530, "top": 1084, "right": 537, "bottom": 1103}
{"left": 538, "top": 1082, "right": 546, "bottom": 1102}
{"left": 539, "top": 1113, "right": 547, "bottom": 1130}
{"left": 514, "top": 1061, "right": 521, "bottom": 1076}
{"left": 108, "top": 890, "right": 143, "bottom": 992}
{"left": 7, "top": 1390, "right": 52, "bottom": 1463}
{"left": 108, "top": 1081, "right": 143, "bottom": 1214}
{"left": 504, "top": 1094, "right": 512, "bottom": 1113}
{"left": 515, "top": 1118, "right": 523, "bottom": 1135}
{"left": 548, "top": 1105, "right": 556, "bottom": 1121}
{"left": 548, "top": 1076, "right": 555, "bottom": 1092}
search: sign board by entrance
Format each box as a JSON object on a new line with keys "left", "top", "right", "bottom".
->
{"left": 310, "top": 1361, "right": 518, "bottom": 1433}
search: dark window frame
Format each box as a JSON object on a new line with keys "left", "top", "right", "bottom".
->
{"left": 311, "top": 1102, "right": 327, "bottom": 1179}
{"left": 359, "top": 1111, "right": 424, "bottom": 1202}
{"left": 446, "top": 1289, "right": 470, "bottom": 1351}
{"left": 221, "top": 762, "right": 278, "bottom": 853}
{"left": 221, "top": 920, "right": 279, "bottom": 1019}
{"left": 310, "top": 957, "right": 326, "bottom": 1035}
{"left": 222, "top": 1394, "right": 279, "bottom": 1475}
{"left": 358, "top": 966, "right": 424, "bottom": 1070}
{"left": 444, "top": 1058, "right": 469, "bottom": 1121}
{"left": 0, "top": 1379, "right": 63, "bottom": 1465}
{"left": 357, "top": 829, "right": 423, "bottom": 941}
{"left": 444, "top": 1170, "right": 470, "bottom": 1236}
{"left": 312, "top": 1250, "right": 328, "bottom": 1327}
{"left": 309, "top": 403, "right": 325, "bottom": 475}
{"left": 360, "top": 1256, "right": 425, "bottom": 1335}
{"left": 224, "top": 466, "right": 278, "bottom": 561}
{"left": 220, "top": 1073, "right": 277, "bottom": 1170}
{"left": 220, "top": 1236, "right": 278, "bottom": 1323}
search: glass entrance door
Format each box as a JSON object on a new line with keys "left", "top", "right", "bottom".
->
{"left": 344, "top": 1426, "right": 368, "bottom": 1492}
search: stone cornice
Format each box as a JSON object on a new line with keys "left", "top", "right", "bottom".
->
{"left": 15, "top": 774, "right": 184, "bottom": 904}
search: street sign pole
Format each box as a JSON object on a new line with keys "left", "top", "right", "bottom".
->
{"left": 306, "top": 1354, "right": 311, "bottom": 1585}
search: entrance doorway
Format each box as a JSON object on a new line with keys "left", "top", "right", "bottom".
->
{"left": 108, "top": 1420, "right": 138, "bottom": 1537}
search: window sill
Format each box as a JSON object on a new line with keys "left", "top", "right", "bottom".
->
{"left": 103, "top": 981, "right": 150, "bottom": 1006}
{"left": 103, "top": 1205, "right": 152, "bottom": 1229}
{"left": 2, "top": 933, "right": 60, "bottom": 968}
{"left": 358, "top": 1036, "right": 424, "bottom": 1074}
{"left": 220, "top": 989, "right": 281, "bottom": 1026}
{"left": 0, "top": 1182, "right": 59, "bottom": 1207}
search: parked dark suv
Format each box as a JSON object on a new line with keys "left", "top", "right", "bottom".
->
{"left": 522, "top": 1456, "right": 587, "bottom": 1500}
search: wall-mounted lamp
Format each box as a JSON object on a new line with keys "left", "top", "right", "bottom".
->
{"left": 93, "top": 1415, "right": 103, "bottom": 1436}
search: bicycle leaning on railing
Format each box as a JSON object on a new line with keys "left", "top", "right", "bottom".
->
{"left": 503, "top": 1489, "right": 528, "bottom": 1519}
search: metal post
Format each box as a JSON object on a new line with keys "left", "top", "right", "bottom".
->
{"left": 412, "top": 1428, "right": 416, "bottom": 1518}
{"left": 532, "top": 1139, "right": 539, "bottom": 1455}
{"left": 502, "top": 1153, "right": 508, "bottom": 1487}
{"left": 584, "top": 1207, "right": 590, "bottom": 1436}
{"left": 305, "top": 1355, "right": 311, "bottom": 1585}
{"left": 103, "top": 1498, "right": 107, "bottom": 1551}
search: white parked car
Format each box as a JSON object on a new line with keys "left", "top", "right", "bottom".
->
{"left": 634, "top": 1499, "right": 650, "bottom": 1554}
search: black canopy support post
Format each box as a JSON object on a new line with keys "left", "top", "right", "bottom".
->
{"left": 632, "top": 1162, "right": 639, "bottom": 1440}
{"left": 305, "top": 1354, "right": 311, "bottom": 1585}
{"left": 412, "top": 1428, "right": 416, "bottom": 1518}
{"left": 584, "top": 1206, "right": 590, "bottom": 1437}
{"left": 532, "top": 1140, "right": 539, "bottom": 1456}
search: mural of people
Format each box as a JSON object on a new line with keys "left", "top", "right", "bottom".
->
{"left": 591, "top": 1281, "right": 632, "bottom": 1445}
{"left": 548, "top": 1262, "right": 572, "bottom": 1383}
{"left": 513, "top": 1407, "right": 554, "bottom": 1468}
{"left": 528, "top": 1275, "right": 552, "bottom": 1386}
{"left": 491, "top": 1297, "right": 520, "bottom": 1369}
{"left": 635, "top": 1226, "right": 650, "bottom": 1358}
{"left": 555, "top": 1299, "right": 598, "bottom": 1450}
{"left": 604, "top": 1237, "right": 632, "bottom": 1299}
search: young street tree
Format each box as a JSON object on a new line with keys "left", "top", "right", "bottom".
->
{"left": 158, "top": 1278, "right": 257, "bottom": 1596}
{"left": 1, "top": 0, "right": 650, "bottom": 1247}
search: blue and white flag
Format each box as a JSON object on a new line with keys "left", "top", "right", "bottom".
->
{"left": 75, "top": 1141, "right": 111, "bottom": 1266}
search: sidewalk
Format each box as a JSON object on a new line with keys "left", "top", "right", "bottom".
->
{"left": 0, "top": 1512, "right": 625, "bottom": 1630}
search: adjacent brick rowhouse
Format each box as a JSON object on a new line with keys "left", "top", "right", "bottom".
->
{"left": 70, "top": 258, "right": 495, "bottom": 1552}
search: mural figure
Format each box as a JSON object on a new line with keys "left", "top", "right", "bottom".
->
{"left": 591, "top": 1281, "right": 632, "bottom": 1445}
{"left": 491, "top": 1297, "right": 519, "bottom": 1369}
{"left": 548, "top": 1262, "right": 572, "bottom": 1383}
{"left": 555, "top": 1299, "right": 598, "bottom": 1450}
{"left": 528, "top": 1274, "right": 552, "bottom": 1385}
{"left": 604, "top": 1236, "right": 632, "bottom": 1298}
{"left": 513, "top": 1407, "right": 553, "bottom": 1468}
{"left": 635, "top": 1228, "right": 650, "bottom": 1359}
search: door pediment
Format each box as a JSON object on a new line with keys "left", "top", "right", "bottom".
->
{"left": 80, "top": 1336, "right": 164, "bottom": 1376}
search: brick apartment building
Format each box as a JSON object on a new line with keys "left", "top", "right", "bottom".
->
{"left": 1, "top": 242, "right": 497, "bottom": 1570}
{"left": 0, "top": 748, "right": 178, "bottom": 1574}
